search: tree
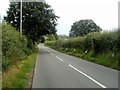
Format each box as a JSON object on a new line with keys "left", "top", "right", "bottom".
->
{"left": 69, "top": 19, "right": 102, "bottom": 37}
{"left": 58, "top": 34, "right": 68, "bottom": 39}
{"left": 4, "top": 2, "right": 59, "bottom": 43}
{"left": 45, "top": 34, "right": 58, "bottom": 41}
{"left": 40, "top": 36, "right": 45, "bottom": 43}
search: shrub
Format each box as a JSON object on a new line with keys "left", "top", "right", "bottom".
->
{"left": 2, "top": 25, "right": 32, "bottom": 70}
{"left": 40, "top": 36, "right": 45, "bottom": 43}
{"left": 45, "top": 30, "right": 120, "bottom": 55}
{"left": 45, "top": 30, "right": 120, "bottom": 70}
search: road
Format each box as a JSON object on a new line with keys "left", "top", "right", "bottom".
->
{"left": 32, "top": 44, "right": 118, "bottom": 88}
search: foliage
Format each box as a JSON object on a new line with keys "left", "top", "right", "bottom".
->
{"left": 40, "top": 36, "right": 45, "bottom": 43}
{"left": 4, "top": 2, "right": 59, "bottom": 43}
{"left": 2, "top": 52, "right": 37, "bottom": 88}
{"left": 69, "top": 19, "right": 102, "bottom": 37}
{"left": 46, "top": 30, "right": 119, "bottom": 53}
{"left": 46, "top": 45, "right": 120, "bottom": 70}
{"left": 45, "top": 34, "right": 58, "bottom": 41}
{"left": 2, "top": 25, "right": 33, "bottom": 70}
{"left": 58, "top": 34, "right": 68, "bottom": 39}
{"left": 45, "top": 30, "right": 120, "bottom": 70}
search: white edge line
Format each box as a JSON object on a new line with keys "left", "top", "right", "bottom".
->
{"left": 56, "top": 56, "right": 63, "bottom": 61}
{"left": 68, "top": 64, "right": 107, "bottom": 88}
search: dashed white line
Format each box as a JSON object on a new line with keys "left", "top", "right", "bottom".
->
{"left": 47, "top": 50, "right": 54, "bottom": 56}
{"left": 69, "top": 64, "right": 107, "bottom": 88}
{"left": 47, "top": 50, "right": 50, "bottom": 52}
{"left": 56, "top": 56, "right": 63, "bottom": 62}
{"left": 50, "top": 53, "right": 54, "bottom": 56}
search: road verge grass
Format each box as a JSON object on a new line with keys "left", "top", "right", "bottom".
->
{"left": 46, "top": 45, "right": 120, "bottom": 70}
{"left": 2, "top": 50, "right": 38, "bottom": 88}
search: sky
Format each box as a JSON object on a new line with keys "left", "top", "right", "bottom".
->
{"left": 0, "top": 0, "right": 119, "bottom": 35}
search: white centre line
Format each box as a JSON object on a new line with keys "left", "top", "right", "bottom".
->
{"left": 50, "top": 53, "right": 54, "bottom": 56}
{"left": 56, "top": 56, "right": 63, "bottom": 62}
{"left": 69, "top": 64, "right": 107, "bottom": 88}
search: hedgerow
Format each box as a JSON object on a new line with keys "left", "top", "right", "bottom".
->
{"left": 45, "top": 30, "right": 120, "bottom": 70}
{"left": 2, "top": 25, "right": 33, "bottom": 70}
{"left": 45, "top": 30, "right": 120, "bottom": 53}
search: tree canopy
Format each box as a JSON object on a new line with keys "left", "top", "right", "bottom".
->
{"left": 69, "top": 19, "right": 102, "bottom": 37}
{"left": 4, "top": 2, "right": 59, "bottom": 42}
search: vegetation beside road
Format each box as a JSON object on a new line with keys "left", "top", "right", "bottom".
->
{"left": 2, "top": 25, "right": 35, "bottom": 71}
{"left": 2, "top": 1, "right": 59, "bottom": 88}
{"left": 45, "top": 30, "right": 120, "bottom": 70}
{"left": 2, "top": 52, "right": 37, "bottom": 88}
{"left": 4, "top": 2, "right": 58, "bottom": 43}
{"left": 2, "top": 25, "right": 38, "bottom": 88}
{"left": 2, "top": 1, "right": 120, "bottom": 89}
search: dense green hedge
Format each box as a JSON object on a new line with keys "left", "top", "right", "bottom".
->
{"left": 2, "top": 25, "right": 33, "bottom": 70}
{"left": 45, "top": 30, "right": 120, "bottom": 69}
{"left": 45, "top": 30, "right": 120, "bottom": 53}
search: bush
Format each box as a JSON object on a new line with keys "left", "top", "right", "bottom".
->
{"left": 45, "top": 30, "right": 120, "bottom": 54}
{"left": 40, "top": 36, "right": 45, "bottom": 43}
{"left": 45, "top": 30, "right": 120, "bottom": 70}
{"left": 2, "top": 25, "right": 32, "bottom": 70}
{"left": 45, "top": 34, "right": 58, "bottom": 41}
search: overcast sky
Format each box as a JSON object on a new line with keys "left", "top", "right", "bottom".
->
{"left": 0, "top": 0, "right": 119, "bottom": 35}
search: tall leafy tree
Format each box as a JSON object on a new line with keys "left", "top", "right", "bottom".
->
{"left": 4, "top": 2, "right": 59, "bottom": 42}
{"left": 69, "top": 19, "right": 102, "bottom": 37}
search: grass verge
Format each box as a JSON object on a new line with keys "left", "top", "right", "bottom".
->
{"left": 2, "top": 51, "right": 38, "bottom": 88}
{"left": 46, "top": 45, "right": 120, "bottom": 71}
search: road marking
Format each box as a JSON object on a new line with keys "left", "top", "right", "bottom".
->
{"left": 69, "top": 64, "right": 107, "bottom": 88}
{"left": 56, "top": 56, "right": 63, "bottom": 62}
{"left": 50, "top": 53, "right": 54, "bottom": 56}
{"left": 47, "top": 50, "right": 50, "bottom": 53}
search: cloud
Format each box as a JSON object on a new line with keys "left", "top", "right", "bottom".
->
{"left": 46, "top": 0, "right": 119, "bottom": 35}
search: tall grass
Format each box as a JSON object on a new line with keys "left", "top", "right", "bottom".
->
{"left": 2, "top": 52, "right": 37, "bottom": 88}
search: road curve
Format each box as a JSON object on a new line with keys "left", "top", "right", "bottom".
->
{"left": 32, "top": 44, "right": 118, "bottom": 88}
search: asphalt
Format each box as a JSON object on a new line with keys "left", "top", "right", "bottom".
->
{"left": 32, "top": 44, "right": 118, "bottom": 88}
